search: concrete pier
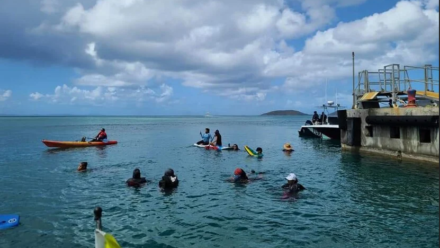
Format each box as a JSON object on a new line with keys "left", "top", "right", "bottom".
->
{"left": 339, "top": 107, "right": 439, "bottom": 163}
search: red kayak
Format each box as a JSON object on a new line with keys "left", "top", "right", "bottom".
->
{"left": 42, "top": 140, "right": 118, "bottom": 148}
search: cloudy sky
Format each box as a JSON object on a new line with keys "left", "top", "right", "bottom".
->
{"left": 0, "top": 0, "right": 438, "bottom": 115}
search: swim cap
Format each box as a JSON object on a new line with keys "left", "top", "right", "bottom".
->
{"left": 234, "top": 168, "right": 243, "bottom": 175}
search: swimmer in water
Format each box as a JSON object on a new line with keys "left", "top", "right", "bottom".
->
{"left": 234, "top": 168, "right": 249, "bottom": 182}
{"left": 231, "top": 144, "right": 240, "bottom": 151}
{"left": 256, "top": 147, "right": 263, "bottom": 157}
{"left": 159, "top": 168, "right": 179, "bottom": 190}
{"left": 282, "top": 143, "right": 294, "bottom": 152}
{"left": 126, "top": 168, "right": 147, "bottom": 187}
{"left": 282, "top": 173, "right": 305, "bottom": 196}
{"left": 229, "top": 168, "right": 263, "bottom": 183}
{"left": 77, "top": 162, "right": 88, "bottom": 172}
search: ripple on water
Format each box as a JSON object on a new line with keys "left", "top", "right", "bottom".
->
{"left": 0, "top": 116, "right": 438, "bottom": 248}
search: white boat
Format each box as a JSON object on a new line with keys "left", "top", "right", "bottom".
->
{"left": 298, "top": 101, "right": 344, "bottom": 140}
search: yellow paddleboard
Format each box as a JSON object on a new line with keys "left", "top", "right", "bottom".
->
{"left": 244, "top": 145, "right": 257, "bottom": 156}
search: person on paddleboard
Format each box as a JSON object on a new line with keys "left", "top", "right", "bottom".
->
{"left": 197, "top": 128, "right": 212, "bottom": 145}
{"left": 282, "top": 173, "right": 305, "bottom": 195}
{"left": 92, "top": 128, "right": 107, "bottom": 142}
{"left": 126, "top": 168, "right": 148, "bottom": 187}
{"left": 210, "top": 130, "right": 222, "bottom": 147}
{"left": 77, "top": 162, "right": 88, "bottom": 172}
{"left": 159, "top": 168, "right": 179, "bottom": 190}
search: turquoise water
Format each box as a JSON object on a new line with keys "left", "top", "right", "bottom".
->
{"left": 0, "top": 116, "right": 438, "bottom": 248}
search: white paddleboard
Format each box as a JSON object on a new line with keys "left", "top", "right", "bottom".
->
{"left": 193, "top": 144, "right": 234, "bottom": 150}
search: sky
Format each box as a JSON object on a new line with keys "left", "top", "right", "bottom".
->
{"left": 0, "top": 0, "right": 438, "bottom": 115}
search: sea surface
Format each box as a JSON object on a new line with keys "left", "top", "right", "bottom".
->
{"left": 0, "top": 116, "right": 438, "bottom": 248}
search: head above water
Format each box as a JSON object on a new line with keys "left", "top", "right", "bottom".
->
{"left": 78, "top": 162, "right": 88, "bottom": 171}
{"left": 256, "top": 147, "right": 263, "bottom": 153}
{"left": 165, "top": 168, "right": 175, "bottom": 177}
{"left": 133, "top": 168, "right": 141, "bottom": 179}
{"left": 286, "top": 173, "right": 298, "bottom": 183}
{"left": 234, "top": 168, "right": 243, "bottom": 175}
{"left": 283, "top": 143, "right": 293, "bottom": 151}
{"left": 232, "top": 144, "right": 239, "bottom": 150}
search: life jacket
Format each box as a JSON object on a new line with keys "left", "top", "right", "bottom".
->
{"left": 98, "top": 131, "right": 107, "bottom": 139}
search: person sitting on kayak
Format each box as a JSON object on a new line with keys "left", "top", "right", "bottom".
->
{"left": 282, "top": 173, "right": 305, "bottom": 195}
{"left": 210, "top": 130, "right": 222, "bottom": 147}
{"left": 92, "top": 128, "right": 107, "bottom": 142}
{"left": 77, "top": 162, "right": 88, "bottom": 172}
{"left": 126, "top": 168, "right": 148, "bottom": 187}
{"left": 159, "top": 168, "right": 179, "bottom": 190}
{"left": 197, "top": 128, "right": 212, "bottom": 145}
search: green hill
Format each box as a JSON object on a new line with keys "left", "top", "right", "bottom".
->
{"left": 261, "top": 110, "right": 307, "bottom": 116}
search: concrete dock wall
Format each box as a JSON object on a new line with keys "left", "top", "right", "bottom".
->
{"left": 340, "top": 107, "right": 439, "bottom": 163}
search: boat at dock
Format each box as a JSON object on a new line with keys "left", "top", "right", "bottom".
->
{"left": 298, "top": 100, "right": 343, "bottom": 140}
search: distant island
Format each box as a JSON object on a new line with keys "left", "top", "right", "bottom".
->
{"left": 261, "top": 110, "right": 307, "bottom": 116}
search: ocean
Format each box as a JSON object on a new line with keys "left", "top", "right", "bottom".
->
{"left": 0, "top": 116, "right": 438, "bottom": 248}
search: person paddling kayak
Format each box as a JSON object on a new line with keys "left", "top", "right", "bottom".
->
{"left": 91, "top": 128, "right": 107, "bottom": 142}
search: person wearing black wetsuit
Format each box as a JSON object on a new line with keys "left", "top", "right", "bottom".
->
{"left": 126, "top": 168, "right": 147, "bottom": 187}
{"left": 159, "top": 168, "right": 179, "bottom": 190}
{"left": 282, "top": 173, "right": 305, "bottom": 194}
{"left": 233, "top": 168, "right": 249, "bottom": 183}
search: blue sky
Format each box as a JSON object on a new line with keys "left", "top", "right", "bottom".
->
{"left": 0, "top": 0, "right": 438, "bottom": 115}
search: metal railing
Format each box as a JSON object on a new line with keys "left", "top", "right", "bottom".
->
{"left": 354, "top": 64, "right": 439, "bottom": 108}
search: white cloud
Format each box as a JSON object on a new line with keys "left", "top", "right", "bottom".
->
{"left": 49, "top": 0, "right": 436, "bottom": 96}
{"left": 264, "top": 0, "right": 439, "bottom": 91}
{"left": 29, "top": 84, "right": 116, "bottom": 104}
{"left": 0, "top": 90, "right": 12, "bottom": 101}
{"left": 41, "top": 0, "right": 59, "bottom": 14}
{"left": 276, "top": 5, "right": 335, "bottom": 39}
{"left": 423, "top": 0, "right": 439, "bottom": 9}
{"left": 30, "top": 92, "right": 44, "bottom": 100}
{"left": 29, "top": 83, "right": 175, "bottom": 105}
{"left": 1, "top": 0, "right": 438, "bottom": 108}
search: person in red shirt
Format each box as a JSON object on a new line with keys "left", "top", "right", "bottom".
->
{"left": 92, "top": 128, "right": 107, "bottom": 141}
